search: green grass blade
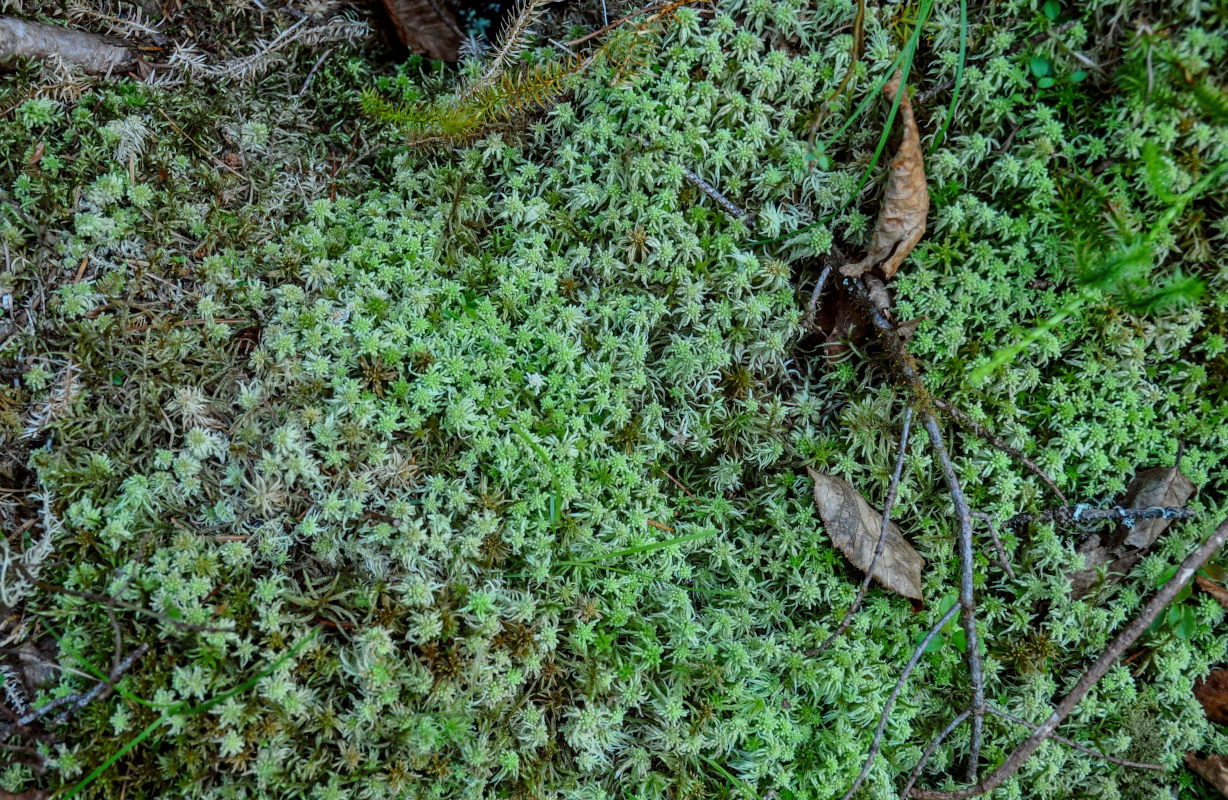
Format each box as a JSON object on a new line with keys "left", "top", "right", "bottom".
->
{"left": 60, "top": 631, "right": 317, "bottom": 800}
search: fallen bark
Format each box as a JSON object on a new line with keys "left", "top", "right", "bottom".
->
{"left": 0, "top": 16, "right": 135, "bottom": 74}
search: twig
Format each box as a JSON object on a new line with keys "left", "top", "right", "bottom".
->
{"left": 907, "top": 517, "right": 1228, "bottom": 799}
{"left": 681, "top": 165, "right": 750, "bottom": 221}
{"left": 921, "top": 413, "right": 985, "bottom": 781}
{"left": 803, "top": 263, "right": 834, "bottom": 332}
{"left": 1004, "top": 504, "right": 1194, "bottom": 532}
{"left": 900, "top": 711, "right": 971, "bottom": 798}
{"left": 845, "top": 273, "right": 985, "bottom": 781}
{"left": 806, "top": 406, "right": 914, "bottom": 657}
{"left": 839, "top": 604, "right": 960, "bottom": 800}
{"left": 156, "top": 109, "right": 251, "bottom": 185}
{"left": 297, "top": 47, "right": 331, "bottom": 95}
{"left": 984, "top": 705, "right": 1163, "bottom": 771}
{"left": 971, "top": 511, "right": 1015, "bottom": 580}
{"left": 933, "top": 398, "right": 1068, "bottom": 507}
{"left": 0, "top": 643, "right": 149, "bottom": 738}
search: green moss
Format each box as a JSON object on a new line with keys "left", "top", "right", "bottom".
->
{"left": 2, "top": 1, "right": 1228, "bottom": 799}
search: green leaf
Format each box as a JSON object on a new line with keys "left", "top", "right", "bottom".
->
{"left": 1030, "top": 56, "right": 1051, "bottom": 78}
{"left": 1178, "top": 606, "right": 1197, "bottom": 640}
{"left": 1037, "top": 76, "right": 1056, "bottom": 89}
{"left": 1042, "top": 0, "right": 1061, "bottom": 20}
{"left": 1071, "top": 70, "right": 1087, "bottom": 82}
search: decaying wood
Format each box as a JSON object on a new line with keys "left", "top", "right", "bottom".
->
{"left": 379, "top": 0, "right": 463, "bottom": 62}
{"left": 0, "top": 16, "right": 135, "bottom": 74}
{"left": 840, "top": 68, "right": 929, "bottom": 281}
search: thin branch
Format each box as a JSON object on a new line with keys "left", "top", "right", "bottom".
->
{"left": 681, "top": 165, "right": 750, "bottom": 221}
{"left": 803, "top": 263, "right": 834, "bottom": 332}
{"left": 840, "top": 603, "right": 960, "bottom": 800}
{"left": 933, "top": 398, "right": 1068, "bottom": 507}
{"left": 971, "top": 511, "right": 1015, "bottom": 580}
{"left": 844, "top": 274, "right": 985, "bottom": 781}
{"left": 0, "top": 643, "right": 149, "bottom": 738}
{"left": 921, "top": 413, "right": 985, "bottom": 781}
{"left": 908, "top": 517, "right": 1228, "bottom": 799}
{"left": 985, "top": 705, "right": 1163, "bottom": 771}
{"left": 900, "top": 710, "right": 971, "bottom": 798}
{"left": 297, "top": 47, "right": 332, "bottom": 95}
{"left": 1004, "top": 504, "right": 1194, "bottom": 532}
{"left": 806, "top": 406, "right": 914, "bottom": 657}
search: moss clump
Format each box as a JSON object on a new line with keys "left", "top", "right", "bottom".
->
{"left": 2, "top": 1, "right": 1228, "bottom": 799}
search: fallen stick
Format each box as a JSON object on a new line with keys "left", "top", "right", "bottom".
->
{"left": 907, "top": 517, "right": 1228, "bottom": 799}
{"left": 0, "top": 16, "right": 135, "bottom": 74}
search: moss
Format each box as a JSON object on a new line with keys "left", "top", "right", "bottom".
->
{"left": 1, "top": 1, "right": 1228, "bottom": 799}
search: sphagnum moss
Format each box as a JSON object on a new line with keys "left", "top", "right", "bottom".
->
{"left": 1, "top": 1, "right": 1228, "bottom": 799}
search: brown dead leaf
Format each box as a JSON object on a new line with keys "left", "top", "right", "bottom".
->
{"left": 841, "top": 69, "right": 929, "bottom": 282}
{"left": 1120, "top": 465, "right": 1196, "bottom": 550}
{"left": 1195, "top": 669, "right": 1228, "bottom": 726}
{"left": 1197, "top": 576, "right": 1228, "bottom": 608}
{"left": 808, "top": 468, "right": 924, "bottom": 600}
{"left": 1187, "top": 752, "right": 1228, "bottom": 797}
{"left": 0, "top": 791, "right": 49, "bottom": 800}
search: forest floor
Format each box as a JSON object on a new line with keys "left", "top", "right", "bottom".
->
{"left": 1, "top": 1, "right": 1228, "bottom": 799}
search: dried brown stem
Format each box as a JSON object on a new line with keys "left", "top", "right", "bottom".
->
{"left": 845, "top": 273, "right": 985, "bottom": 779}
{"left": 933, "top": 397, "right": 1068, "bottom": 507}
{"left": 907, "top": 517, "right": 1228, "bottom": 799}
{"left": 806, "top": 406, "right": 913, "bottom": 658}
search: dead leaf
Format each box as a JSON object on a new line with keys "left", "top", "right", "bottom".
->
{"left": 0, "top": 792, "right": 49, "bottom": 800}
{"left": 808, "top": 468, "right": 924, "bottom": 600}
{"left": 1195, "top": 670, "right": 1228, "bottom": 726}
{"left": 1197, "top": 576, "right": 1228, "bottom": 608}
{"left": 1119, "top": 465, "right": 1196, "bottom": 550}
{"left": 1187, "top": 752, "right": 1228, "bottom": 797}
{"left": 841, "top": 69, "right": 929, "bottom": 281}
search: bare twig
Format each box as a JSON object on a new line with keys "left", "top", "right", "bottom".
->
{"left": 900, "top": 711, "right": 971, "bottom": 798}
{"left": 908, "top": 517, "right": 1228, "bottom": 799}
{"left": 985, "top": 705, "right": 1163, "bottom": 771}
{"left": 0, "top": 643, "right": 149, "bottom": 738}
{"left": 681, "top": 166, "right": 750, "bottom": 221}
{"left": 806, "top": 406, "right": 913, "bottom": 657}
{"left": 921, "top": 414, "right": 985, "bottom": 781}
{"left": 933, "top": 398, "right": 1068, "bottom": 507}
{"left": 971, "top": 511, "right": 1015, "bottom": 580}
{"left": 803, "top": 263, "right": 834, "bottom": 332}
{"left": 1004, "top": 504, "right": 1194, "bottom": 532}
{"left": 297, "top": 47, "right": 331, "bottom": 95}
{"left": 840, "top": 603, "right": 960, "bottom": 800}
{"left": 844, "top": 273, "right": 985, "bottom": 781}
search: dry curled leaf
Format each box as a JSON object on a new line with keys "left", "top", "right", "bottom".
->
{"left": 841, "top": 69, "right": 929, "bottom": 282}
{"left": 1197, "top": 576, "right": 1228, "bottom": 608}
{"left": 1187, "top": 752, "right": 1228, "bottom": 798}
{"left": 1195, "top": 669, "right": 1228, "bottom": 726}
{"left": 808, "top": 468, "right": 924, "bottom": 600}
{"left": 1120, "top": 465, "right": 1196, "bottom": 550}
